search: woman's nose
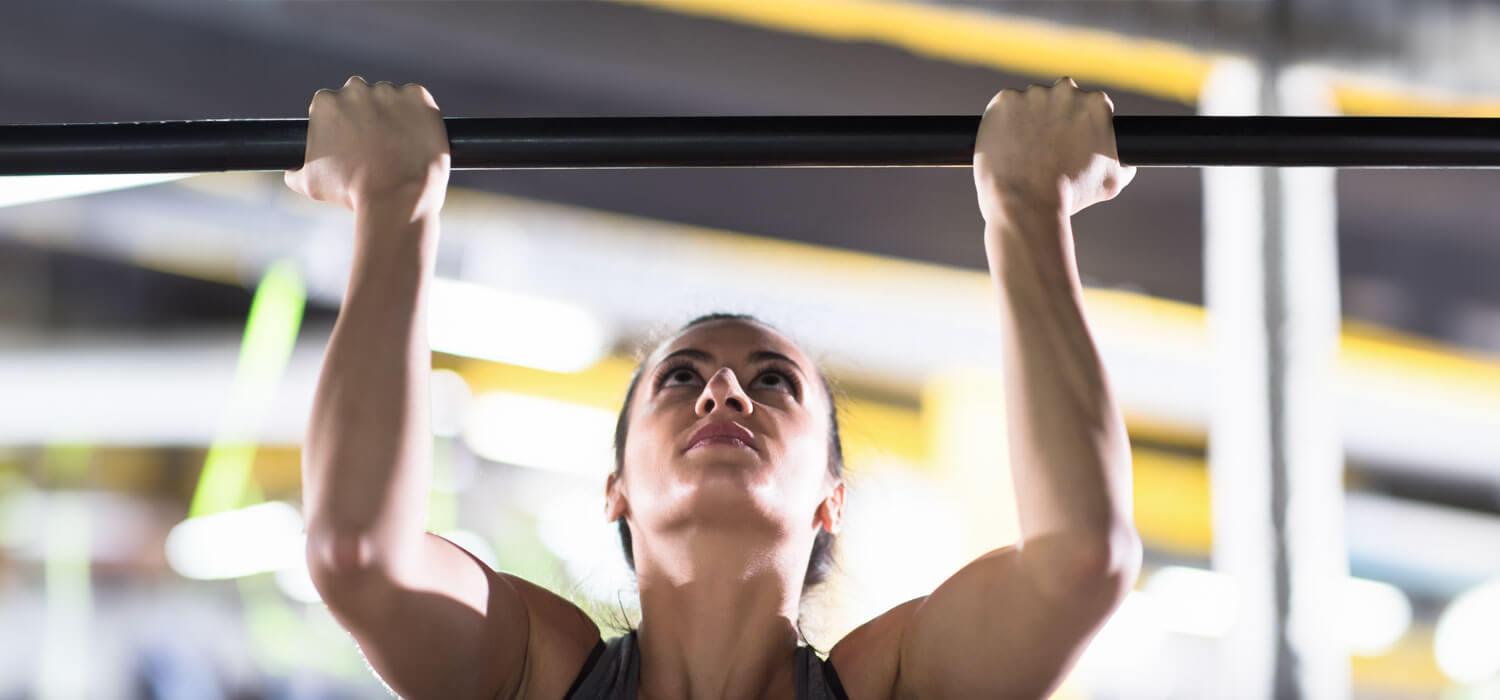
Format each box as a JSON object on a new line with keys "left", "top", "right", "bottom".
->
{"left": 695, "top": 368, "right": 752, "bottom": 415}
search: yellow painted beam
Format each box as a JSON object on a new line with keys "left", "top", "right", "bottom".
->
{"left": 613, "top": 0, "right": 1211, "bottom": 104}
{"left": 614, "top": 0, "right": 1500, "bottom": 120}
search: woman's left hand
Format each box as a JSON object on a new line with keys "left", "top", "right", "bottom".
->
{"left": 973, "top": 78, "right": 1136, "bottom": 222}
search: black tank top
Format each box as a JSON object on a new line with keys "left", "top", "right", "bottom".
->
{"left": 564, "top": 630, "right": 851, "bottom": 700}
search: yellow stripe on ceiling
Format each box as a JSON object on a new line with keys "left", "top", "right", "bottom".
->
{"left": 615, "top": 0, "right": 1500, "bottom": 119}
{"left": 611, "top": 0, "right": 1212, "bottom": 105}
{"left": 1334, "top": 81, "right": 1500, "bottom": 117}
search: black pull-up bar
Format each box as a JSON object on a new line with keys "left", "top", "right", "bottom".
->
{"left": 1, "top": 116, "right": 1498, "bottom": 175}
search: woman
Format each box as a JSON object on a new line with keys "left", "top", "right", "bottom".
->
{"left": 294, "top": 76, "right": 1141, "bottom": 699}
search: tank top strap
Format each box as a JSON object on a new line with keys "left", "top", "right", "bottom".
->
{"left": 565, "top": 630, "right": 639, "bottom": 700}
{"left": 795, "top": 645, "right": 851, "bottom": 700}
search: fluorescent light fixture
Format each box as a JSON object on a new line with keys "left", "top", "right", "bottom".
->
{"left": 462, "top": 392, "right": 616, "bottom": 476}
{"left": 165, "top": 501, "right": 304, "bottom": 580}
{"left": 1145, "top": 566, "right": 1411, "bottom": 656}
{"left": 428, "top": 278, "right": 609, "bottom": 373}
{"left": 1435, "top": 578, "right": 1500, "bottom": 682}
{"left": 0, "top": 173, "right": 191, "bottom": 208}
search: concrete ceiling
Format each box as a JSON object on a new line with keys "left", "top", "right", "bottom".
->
{"left": 2, "top": 0, "right": 1499, "bottom": 356}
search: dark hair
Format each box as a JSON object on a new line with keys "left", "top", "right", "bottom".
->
{"left": 611, "top": 313, "right": 844, "bottom": 600}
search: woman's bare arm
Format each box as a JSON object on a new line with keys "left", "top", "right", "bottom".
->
{"left": 847, "top": 80, "right": 1143, "bottom": 699}
{"left": 294, "top": 77, "right": 597, "bottom": 699}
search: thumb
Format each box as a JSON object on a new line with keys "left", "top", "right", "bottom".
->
{"left": 283, "top": 167, "right": 302, "bottom": 195}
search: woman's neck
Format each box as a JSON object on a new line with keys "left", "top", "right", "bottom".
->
{"left": 632, "top": 532, "right": 807, "bottom": 700}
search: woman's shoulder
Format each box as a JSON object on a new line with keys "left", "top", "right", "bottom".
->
{"left": 493, "top": 572, "right": 606, "bottom": 698}
{"left": 827, "top": 597, "right": 925, "bottom": 700}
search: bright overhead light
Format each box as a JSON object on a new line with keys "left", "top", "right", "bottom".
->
{"left": 428, "top": 278, "right": 609, "bottom": 373}
{"left": 165, "top": 501, "right": 304, "bottom": 580}
{"left": 1435, "top": 578, "right": 1500, "bottom": 682}
{"left": 0, "top": 173, "right": 191, "bottom": 208}
{"left": 462, "top": 392, "right": 616, "bottom": 476}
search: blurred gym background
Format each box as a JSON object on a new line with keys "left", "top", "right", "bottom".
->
{"left": 2, "top": 0, "right": 1499, "bottom": 698}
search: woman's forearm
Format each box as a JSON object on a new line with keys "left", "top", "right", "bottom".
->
{"left": 302, "top": 203, "right": 440, "bottom": 573}
{"left": 982, "top": 198, "right": 1137, "bottom": 567}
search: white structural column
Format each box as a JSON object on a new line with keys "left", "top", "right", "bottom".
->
{"left": 1202, "top": 58, "right": 1350, "bottom": 699}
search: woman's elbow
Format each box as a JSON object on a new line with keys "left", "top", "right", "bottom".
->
{"left": 1041, "top": 525, "right": 1143, "bottom": 607}
{"left": 1077, "top": 525, "right": 1144, "bottom": 605}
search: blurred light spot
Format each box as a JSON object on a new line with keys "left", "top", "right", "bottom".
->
{"left": 463, "top": 392, "right": 614, "bottom": 476}
{"left": 1435, "top": 577, "right": 1500, "bottom": 682}
{"left": 536, "top": 490, "right": 634, "bottom": 603}
{"left": 428, "top": 279, "right": 608, "bottom": 373}
{"left": 835, "top": 465, "right": 965, "bottom": 624}
{"left": 166, "top": 502, "right": 304, "bottom": 580}
{"left": 1073, "top": 591, "right": 1174, "bottom": 699}
{"left": 1144, "top": 566, "right": 1239, "bottom": 639}
{"left": 1145, "top": 566, "right": 1412, "bottom": 656}
{"left": 429, "top": 369, "right": 473, "bottom": 438}
{"left": 274, "top": 555, "right": 322, "bottom": 604}
{"left": 1341, "top": 576, "right": 1412, "bottom": 657}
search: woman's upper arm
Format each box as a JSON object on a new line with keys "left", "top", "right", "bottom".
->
{"left": 310, "top": 532, "right": 601, "bottom": 700}
{"left": 891, "top": 539, "right": 1135, "bottom": 699}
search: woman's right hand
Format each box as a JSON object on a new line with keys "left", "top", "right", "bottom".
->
{"left": 284, "top": 76, "right": 451, "bottom": 221}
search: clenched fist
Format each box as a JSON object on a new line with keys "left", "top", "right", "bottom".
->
{"left": 973, "top": 78, "right": 1135, "bottom": 222}
{"left": 284, "top": 76, "right": 451, "bottom": 222}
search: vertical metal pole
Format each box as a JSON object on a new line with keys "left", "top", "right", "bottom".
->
{"left": 1271, "top": 64, "right": 1350, "bottom": 700}
{"left": 1202, "top": 56, "right": 1350, "bottom": 699}
{"left": 1203, "top": 56, "right": 1277, "bottom": 699}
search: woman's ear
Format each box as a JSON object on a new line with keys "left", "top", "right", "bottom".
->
{"left": 817, "top": 481, "right": 846, "bottom": 535}
{"left": 605, "top": 471, "right": 628, "bottom": 522}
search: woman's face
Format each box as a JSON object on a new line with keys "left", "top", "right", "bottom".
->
{"left": 607, "top": 319, "right": 842, "bottom": 543}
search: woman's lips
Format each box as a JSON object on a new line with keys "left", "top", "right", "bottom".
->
{"left": 688, "top": 436, "right": 754, "bottom": 451}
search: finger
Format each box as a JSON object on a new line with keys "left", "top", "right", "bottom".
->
{"left": 1114, "top": 164, "right": 1138, "bottom": 194}
{"left": 344, "top": 75, "right": 368, "bottom": 88}
{"left": 1095, "top": 89, "right": 1117, "bottom": 114}
{"left": 373, "top": 80, "right": 397, "bottom": 90}
{"left": 308, "top": 88, "right": 336, "bottom": 115}
{"left": 1056, "top": 76, "right": 1079, "bottom": 89}
{"left": 403, "top": 83, "right": 441, "bottom": 111}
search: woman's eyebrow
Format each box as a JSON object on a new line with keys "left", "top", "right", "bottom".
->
{"left": 657, "top": 348, "right": 805, "bottom": 376}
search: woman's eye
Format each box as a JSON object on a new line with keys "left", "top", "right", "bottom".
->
{"left": 664, "top": 368, "right": 699, "bottom": 386}
{"left": 753, "top": 371, "right": 793, "bottom": 392}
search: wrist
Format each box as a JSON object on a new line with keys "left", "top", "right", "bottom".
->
{"left": 980, "top": 184, "right": 1066, "bottom": 225}
{"left": 353, "top": 180, "right": 446, "bottom": 223}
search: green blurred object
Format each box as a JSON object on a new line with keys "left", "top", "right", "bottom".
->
{"left": 190, "top": 259, "right": 306, "bottom": 518}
